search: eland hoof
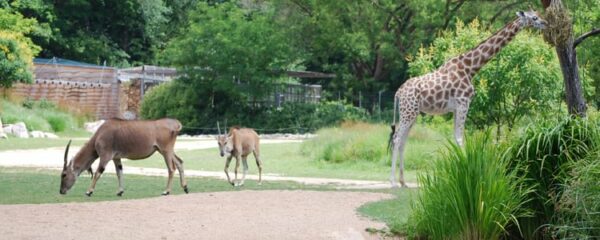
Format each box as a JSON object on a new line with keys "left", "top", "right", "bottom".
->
{"left": 117, "top": 191, "right": 124, "bottom": 197}
{"left": 85, "top": 191, "right": 93, "bottom": 197}
{"left": 161, "top": 191, "right": 170, "bottom": 196}
{"left": 183, "top": 186, "right": 189, "bottom": 194}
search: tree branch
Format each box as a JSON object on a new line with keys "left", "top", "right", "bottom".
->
{"left": 489, "top": 1, "right": 524, "bottom": 25}
{"left": 574, "top": 28, "right": 600, "bottom": 48}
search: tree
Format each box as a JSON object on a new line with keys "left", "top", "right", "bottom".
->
{"left": 159, "top": 1, "right": 300, "bottom": 125}
{"left": 0, "top": 8, "right": 42, "bottom": 87}
{"left": 408, "top": 19, "right": 562, "bottom": 133}
{"left": 541, "top": 0, "right": 600, "bottom": 116}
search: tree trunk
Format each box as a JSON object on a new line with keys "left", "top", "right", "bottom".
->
{"left": 542, "top": 0, "right": 587, "bottom": 117}
{"left": 555, "top": 38, "right": 587, "bottom": 115}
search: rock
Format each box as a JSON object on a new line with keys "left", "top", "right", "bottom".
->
{"left": 44, "top": 132, "right": 59, "bottom": 139}
{"left": 30, "top": 131, "right": 46, "bottom": 138}
{"left": 6, "top": 122, "right": 29, "bottom": 138}
{"left": 84, "top": 120, "right": 105, "bottom": 133}
{"left": 0, "top": 117, "right": 6, "bottom": 139}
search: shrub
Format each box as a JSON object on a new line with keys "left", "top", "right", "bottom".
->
{"left": 140, "top": 80, "right": 368, "bottom": 134}
{"left": 506, "top": 117, "right": 600, "bottom": 239}
{"left": 408, "top": 131, "right": 531, "bottom": 240}
{"left": 554, "top": 151, "right": 600, "bottom": 239}
{"left": 1, "top": 99, "right": 80, "bottom": 132}
{"left": 301, "top": 122, "right": 388, "bottom": 163}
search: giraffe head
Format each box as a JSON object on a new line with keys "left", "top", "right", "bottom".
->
{"left": 516, "top": 10, "right": 547, "bottom": 29}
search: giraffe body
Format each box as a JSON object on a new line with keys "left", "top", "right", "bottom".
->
{"left": 389, "top": 11, "right": 547, "bottom": 187}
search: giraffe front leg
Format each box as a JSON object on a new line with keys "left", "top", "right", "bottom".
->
{"left": 454, "top": 102, "right": 470, "bottom": 147}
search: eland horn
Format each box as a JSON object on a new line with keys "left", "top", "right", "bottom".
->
{"left": 63, "top": 140, "right": 72, "bottom": 169}
{"left": 217, "top": 121, "right": 221, "bottom": 136}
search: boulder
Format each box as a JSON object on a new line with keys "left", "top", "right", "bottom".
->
{"left": 6, "top": 122, "right": 29, "bottom": 138}
{"left": 84, "top": 120, "right": 105, "bottom": 133}
{"left": 30, "top": 131, "right": 45, "bottom": 138}
{"left": 0, "top": 117, "right": 6, "bottom": 139}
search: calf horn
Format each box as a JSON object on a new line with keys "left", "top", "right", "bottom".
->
{"left": 63, "top": 140, "right": 72, "bottom": 169}
{"left": 217, "top": 121, "right": 221, "bottom": 136}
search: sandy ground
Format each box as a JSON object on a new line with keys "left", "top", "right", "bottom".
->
{"left": 0, "top": 139, "right": 409, "bottom": 239}
{"left": 0, "top": 190, "right": 393, "bottom": 240}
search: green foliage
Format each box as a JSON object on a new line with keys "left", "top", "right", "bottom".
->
{"left": 408, "top": 19, "right": 562, "bottom": 131}
{"left": 301, "top": 122, "right": 389, "bottom": 164}
{"left": 140, "top": 80, "right": 367, "bottom": 133}
{"left": 554, "top": 150, "right": 600, "bottom": 239}
{"left": 408, "top": 131, "right": 531, "bottom": 240}
{"left": 0, "top": 8, "right": 42, "bottom": 87}
{"left": 506, "top": 117, "right": 600, "bottom": 239}
{"left": 1, "top": 99, "right": 81, "bottom": 132}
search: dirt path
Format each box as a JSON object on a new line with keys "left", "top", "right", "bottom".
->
{"left": 0, "top": 190, "right": 393, "bottom": 240}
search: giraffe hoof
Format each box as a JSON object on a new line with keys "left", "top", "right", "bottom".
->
{"left": 183, "top": 185, "right": 189, "bottom": 194}
{"left": 161, "top": 191, "right": 170, "bottom": 196}
{"left": 117, "top": 191, "right": 124, "bottom": 197}
{"left": 85, "top": 191, "right": 93, "bottom": 197}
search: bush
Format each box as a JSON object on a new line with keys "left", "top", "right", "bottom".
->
{"left": 554, "top": 151, "right": 600, "bottom": 239}
{"left": 506, "top": 117, "right": 600, "bottom": 239}
{"left": 140, "top": 80, "right": 368, "bottom": 134}
{"left": 301, "top": 122, "right": 389, "bottom": 163}
{"left": 407, "top": 131, "right": 531, "bottom": 240}
{"left": 1, "top": 99, "right": 81, "bottom": 132}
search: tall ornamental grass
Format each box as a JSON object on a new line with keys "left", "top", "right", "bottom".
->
{"left": 408, "top": 132, "right": 531, "bottom": 240}
{"left": 506, "top": 117, "right": 600, "bottom": 239}
{"left": 554, "top": 150, "right": 600, "bottom": 239}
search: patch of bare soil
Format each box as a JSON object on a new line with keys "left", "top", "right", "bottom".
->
{"left": 0, "top": 190, "right": 393, "bottom": 240}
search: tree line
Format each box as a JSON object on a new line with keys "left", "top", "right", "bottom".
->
{"left": 1, "top": 0, "right": 598, "bottom": 132}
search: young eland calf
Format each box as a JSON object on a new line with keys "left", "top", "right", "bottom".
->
{"left": 60, "top": 118, "right": 188, "bottom": 196}
{"left": 216, "top": 125, "right": 262, "bottom": 186}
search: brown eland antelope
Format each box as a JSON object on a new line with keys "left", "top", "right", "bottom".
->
{"left": 60, "top": 118, "right": 188, "bottom": 196}
{"left": 216, "top": 124, "right": 262, "bottom": 186}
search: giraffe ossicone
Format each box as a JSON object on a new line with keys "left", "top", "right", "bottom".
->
{"left": 389, "top": 10, "right": 547, "bottom": 188}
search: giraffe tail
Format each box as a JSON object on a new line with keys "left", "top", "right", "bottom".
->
{"left": 388, "top": 95, "right": 399, "bottom": 153}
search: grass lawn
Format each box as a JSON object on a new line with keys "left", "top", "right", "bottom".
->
{"left": 122, "top": 142, "right": 429, "bottom": 183}
{"left": 0, "top": 167, "right": 339, "bottom": 204}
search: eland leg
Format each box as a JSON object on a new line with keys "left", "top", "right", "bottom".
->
{"left": 253, "top": 150, "right": 262, "bottom": 185}
{"left": 86, "top": 154, "right": 112, "bottom": 196}
{"left": 173, "top": 154, "right": 188, "bottom": 193}
{"left": 113, "top": 158, "right": 124, "bottom": 196}
{"left": 224, "top": 156, "right": 234, "bottom": 186}
{"left": 160, "top": 151, "right": 176, "bottom": 196}
{"left": 233, "top": 155, "right": 241, "bottom": 186}
{"left": 239, "top": 156, "right": 249, "bottom": 186}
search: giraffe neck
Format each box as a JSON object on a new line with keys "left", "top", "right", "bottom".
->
{"left": 462, "top": 19, "right": 522, "bottom": 75}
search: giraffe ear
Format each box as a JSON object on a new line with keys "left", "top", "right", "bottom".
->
{"left": 516, "top": 11, "right": 525, "bottom": 17}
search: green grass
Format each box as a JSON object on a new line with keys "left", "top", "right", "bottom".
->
{"left": 1, "top": 99, "right": 88, "bottom": 133}
{"left": 358, "top": 188, "right": 418, "bottom": 235}
{"left": 0, "top": 167, "right": 339, "bottom": 204}
{"left": 0, "top": 136, "right": 88, "bottom": 151}
{"left": 122, "top": 142, "right": 422, "bottom": 183}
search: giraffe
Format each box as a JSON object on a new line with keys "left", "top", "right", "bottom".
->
{"left": 389, "top": 10, "right": 547, "bottom": 187}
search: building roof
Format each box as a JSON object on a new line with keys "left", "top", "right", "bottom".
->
{"left": 34, "top": 57, "right": 114, "bottom": 70}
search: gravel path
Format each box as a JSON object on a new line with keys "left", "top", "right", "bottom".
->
{"left": 0, "top": 191, "right": 394, "bottom": 240}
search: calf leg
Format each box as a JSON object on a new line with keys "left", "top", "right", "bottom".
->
{"left": 239, "top": 156, "right": 249, "bottom": 186}
{"left": 234, "top": 155, "right": 241, "bottom": 186}
{"left": 160, "top": 151, "right": 176, "bottom": 196}
{"left": 113, "top": 158, "right": 124, "bottom": 196}
{"left": 224, "top": 156, "right": 234, "bottom": 186}
{"left": 253, "top": 151, "right": 263, "bottom": 185}
{"left": 86, "top": 154, "right": 112, "bottom": 196}
{"left": 173, "top": 154, "right": 188, "bottom": 193}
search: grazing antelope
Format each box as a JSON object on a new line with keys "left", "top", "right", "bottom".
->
{"left": 59, "top": 118, "right": 188, "bottom": 196}
{"left": 216, "top": 124, "right": 262, "bottom": 186}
